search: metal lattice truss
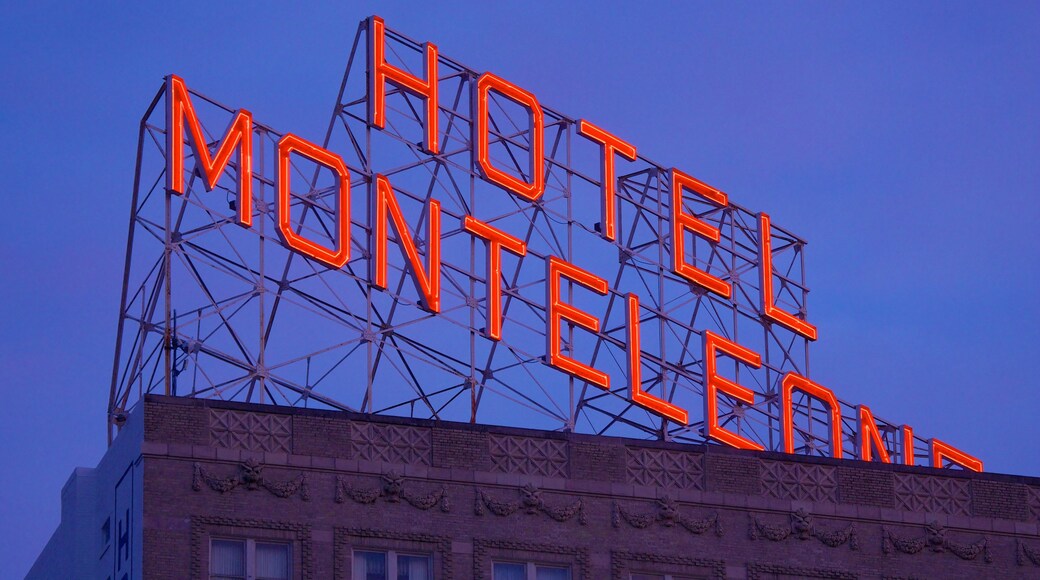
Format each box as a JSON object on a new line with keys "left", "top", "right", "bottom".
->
{"left": 110, "top": 18, "right": 941, "bottom": 467}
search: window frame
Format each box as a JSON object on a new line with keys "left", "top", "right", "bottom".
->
{"left": 629, "top": 574, "right": 702, "bottom": 580}
{"left": 191, "top": 516, "right": 308, "bottom": 580}
{"left": 474, "top": 539, "right": 585, "bottom": 580}
{"left": 610, "top": 551, "right": 723, "bottom": 580}
{"left": 210, "top": 537, "right": 292, "bottom": 580}
{"left": 99, "top": 517, "right": 111, "bottom": 559}
{"left": 351, "top": 548, "right": 433, "bottom": 580}
{"left": 335, "top": 528, "right": 450, "bottom": 580}
{"left": 492, "top": 559, "right": 572, "bottom": 580}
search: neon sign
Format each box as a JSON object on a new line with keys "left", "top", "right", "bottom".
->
{"left": 111, "top": 15, "right": 981, "bottom": 472}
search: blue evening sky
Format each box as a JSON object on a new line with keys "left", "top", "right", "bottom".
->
{"left": 1, "top": 2, "right": 1037, "bottom": 577}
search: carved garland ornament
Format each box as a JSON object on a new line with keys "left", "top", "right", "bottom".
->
{"left": 612, "top": 495, "right": 723, "bottom": 537}
{"left": 192, "top": 458, "right": 310, "bottom": 500}
{"left": 749, "top": 508, "right": 857, "bottom": 550}
{"left": 882, "top": 521, "right": 991, "bottom": 563}
{"left": 474, "top": 483, "right": 587, "bottom": 525}
{"left": 335, "top": 470, "right": 449, "bottom": 512}
{"left": 1016, "top": 539, "right": 1040, "bottom": 567}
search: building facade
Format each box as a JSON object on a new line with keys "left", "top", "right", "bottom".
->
{"left": 29, "top": 395, "right": 1040, "bottom": 579}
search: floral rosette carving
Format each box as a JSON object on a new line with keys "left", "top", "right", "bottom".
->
{"left": 474, "top": 483, "right": 586, "bottom": 525}
{"left": 612, "top": 495, "right": 723, "bottom": 537}
{"left": 335, "top": 470, "right": 449, "bottom": 512}
{"left": 192, "top": 459, "right": 309, "bottom": 501}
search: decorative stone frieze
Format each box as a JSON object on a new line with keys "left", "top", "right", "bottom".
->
{"left": 489, "top": 434, "right": 568, "bottom": 477}
{"left": 749, "top": 508, "right": 857, "bottom": 549}
{"left": 474, "top": 483, "right": 586, "bottom": 524}
{"left": 191, "top": 458, "right": 309, "bottom": 500}
{"left": 894, "top": 473, "right": 971, "bottom": 516}
{"left": 612, "top": 495, "right": 722, "bottom": 536}
{"left": 882, "top": 521, "right": 991, "bottom": 563}
{"left": 335, "top": 470, "right": 449, "bottom": 512}
{"left": 626, "top": 448, "right": 704, "bottom": 490}
{"left": 761, "top": 460, "right": 837, "bottom": 502}
{"left": 1016, "top": 539, "right": 1040, "bottom": 567}
{"left": 210, "top": 409, "right": 292, "bottom": 453}
{"left": 350, "top": 422, "right": 431, "bottom": 465}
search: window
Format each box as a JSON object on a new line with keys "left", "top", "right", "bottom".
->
{"left": 493, "top": 561, "right": 571, "bottom": 580}
{"left": 352, "top": 550, "right": 432, "bottom": 580}
{"left": 210, "top": 538, "right": 290, "bottom": 580}
{"left": 100, "top": 517, "right": 111, "bottom": 557}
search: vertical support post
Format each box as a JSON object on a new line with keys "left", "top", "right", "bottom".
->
{"left": 163, "top": 172, "right": 173, "bottom": 396}
{"left": 257, "top": 127, "right": 266, "bottom": 403}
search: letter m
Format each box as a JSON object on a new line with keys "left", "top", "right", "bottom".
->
{"left": 165, "top": 74, "right": 254, "bottom": 226}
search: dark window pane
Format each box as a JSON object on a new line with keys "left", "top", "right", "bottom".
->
{"left": 398, "top": 553, "right": 432, "bottom": 580}
{"left": 256, "top": 542, "right": 290, "bottom": 580}
{"left": 210, "top": 539, "right": 245, "bottom": 579}
{"left": 535, "top": 565, "right": 570, "bottom": 580}
{"left": 353, "top": 551, "right": 388, "bottom": 580}
{"left": 493, "top": 562, "right": 526, "bottom": 580}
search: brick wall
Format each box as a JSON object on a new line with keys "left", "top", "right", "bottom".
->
{"left": 971, "top": 479, "right": 1029, "bottom": 520}
{"left": 705, "top": 454, "right": 760, "bottom": 495}
{"left": 838, "top": 467, "right": 894, "bottom": 507}
{"left": 293, "top": 414, "right": 350, "bottom": 459}
{"left": 432, "top": 427, "right": 490, "bottom": 470}
{"left": 144, "top": 398, "right": 208, "bottom": 446}
{"left": 140, "top": 396, "right": 1040, "bottom": 579}
{"left": 571, "top": 440, "right": 625, "bottom": 483}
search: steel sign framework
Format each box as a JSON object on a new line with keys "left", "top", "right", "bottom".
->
{"left": 109, "top": 17, "right": 978, "bottom": 470}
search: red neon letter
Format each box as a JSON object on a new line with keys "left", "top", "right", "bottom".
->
{"left": 475, "top": 72, "right": 545, "bottom": 201}
{"left": 546, "top": 257, "right": 608, "bottom": 388}
{"left": 758, "top": 213, "right": 817, "bottom": 340}
{"left": 901, "top": 425, "right": 915, "bottom": 466}
{"left": 166, "top": 74, "right": 254, "bottom": 226}
{"left": 372, "top": 174, "right": 442, "bottom": 313}
{"left": 930, "top": 439, "right": 983, "bottom": 472}
{"left": 670, "top": 169, "right": 730, "bottom": 298}
{"left": 703, "top": 331, "right": 762, "bottom": 450}
{"left": 626, "top": 293, "right": 688, "bottom": 424}
{"left": 276, "top": 134, "right": 351, "bottom": 268}
{"left": 857, "top": 405, "right": 891, "bottom": 463}
{"left": 781, "top": 373, "right": 842, "bottom": 459}
{"left": 369, "top": 16, "right": 439, "bottom": 153}
{"left": 578, "top": 120, "right": 637, "bottom": 241}
{"left": 463, "top": 216, "right": 527, "bottom": 340}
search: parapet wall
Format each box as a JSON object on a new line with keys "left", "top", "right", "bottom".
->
{"left": 140, "top": 395, "right": 1040, "bottom": 579}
